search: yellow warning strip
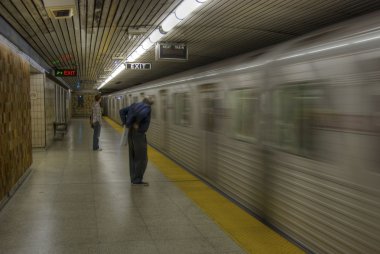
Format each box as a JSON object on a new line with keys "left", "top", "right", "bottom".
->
{"left": 104, "top": 117, "right": 305, "bottom": 254}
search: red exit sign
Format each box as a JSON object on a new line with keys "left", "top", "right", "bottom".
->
{"left": 55, "top": 69, "right": 77, "bottom": 77}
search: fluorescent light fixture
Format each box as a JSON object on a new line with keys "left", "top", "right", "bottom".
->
{"left": 125, "top": 48, "right": 145, "bottom": 62}
{"left": 127, "top": 55, "right": 136, "bottom": 62}
{"left": 97, "top": 65, "right": 125, "bottom": 89}
{"left": 149, "top": 29, "right": 164, "bottom": 43}
{"left": 161, "top": 13, "right": 181, "bottom": 33}
{"left": 131, "top": 51, "right": 140, "bottom": 59}
{"left": 98, "top": 0, "right": 211, "bottom": 90}
{"left": 111, "top": 65, "right": 125, "bottom": 77}
{"left": 136, "top": 46, "right": 145, "bottom": 55}
{"left": 98, "top": 76, "right": 112, "bottom": 89}
{"left": 175, "top": 0, "right": 203, "bottom": 20}
{"left": 142, "top": 38, "right": 154, "bottom": 50}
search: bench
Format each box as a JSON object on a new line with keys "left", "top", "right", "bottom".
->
{"left": 54, "top": 122, "right": 67, "bottom": 139}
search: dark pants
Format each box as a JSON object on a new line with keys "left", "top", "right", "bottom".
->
{"left": 128, "top": 129, "right": 148, "bottom": 183}
{"left": 93, "top": 121, "right": 101, "bottom": 150}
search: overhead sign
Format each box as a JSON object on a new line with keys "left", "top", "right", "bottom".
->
{"left": 125, "top": 63, "right": 151, "bottom": 70}
{"left": 156, "top": 42, "right": 188, "bottom": 61}
{"left": 55, "top": 69, "right": 77, "bottom": 77}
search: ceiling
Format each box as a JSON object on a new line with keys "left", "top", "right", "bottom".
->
{"left": 1, "top": 0, "right": 380, "bottom": 92}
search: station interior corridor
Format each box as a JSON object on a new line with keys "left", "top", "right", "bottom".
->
{"left": 0, "top": 118, "right": 247, "bottom": 254}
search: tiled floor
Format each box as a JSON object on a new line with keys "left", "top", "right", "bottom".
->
{"left": 0, "top": 119, "right": 246, "bottom": 254}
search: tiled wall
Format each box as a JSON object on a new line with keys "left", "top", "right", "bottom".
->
{"left": 56, "top": 86, "right": 71, "bottom": 123}
{"left": 45, "top": 78, "right": 56, "bottom": 147}
{"left": 67, "top": 91, "right": 72, "bottom": 121}
{"left": 30, "top": 76, "right": 59, "bottom": 148}
{"left": 30, "top": 74, "right": 45, "bottom": 148}
{"left": 0, "top": 43, "right": 32, "bottom": 202}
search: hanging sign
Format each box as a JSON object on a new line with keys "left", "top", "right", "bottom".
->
{"left": 125, "top": 63, "right": 151, "bottom": 70}
{"left": 55, "top": 69, "right": 77, "bottom": 77}
{"left": 156, "top": 42, "right": 188, "bottom": 61}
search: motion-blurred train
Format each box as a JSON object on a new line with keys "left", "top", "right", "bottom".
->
{"left": 103, "top": 11, "right": 380, "bottom": 253}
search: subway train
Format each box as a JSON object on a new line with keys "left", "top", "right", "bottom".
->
{"left": 103, "top": 11, "right": 380, "bottom": 254}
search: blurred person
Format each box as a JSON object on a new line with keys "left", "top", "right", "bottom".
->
{"left": 119, "top": 97, "right": 154, "bottom": 185}
{"left": 90, "top": 94, "right": 102, "bottom": 151}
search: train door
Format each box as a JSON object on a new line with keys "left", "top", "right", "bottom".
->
{"left": 118, "top": 97, "right": 123, "bottom": 122}
{"left": 113, "top": 98, "right": 117, "bottom": 119}
{"left": 159, "top": 90, "right": 169, "bottom": 151}
{"left": 198, "top": 84, "right": 219, "bottom": 177}
{"left": 122, "top": 95, "right": 127, "bottom": 108}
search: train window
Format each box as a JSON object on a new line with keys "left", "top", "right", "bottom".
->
{"left": 230, "top": 89, "right": 259, "bottom": 140}
{"left": 273, "top": 83, "right": 326, "bottom": 157}
{"left": 174, "top": 92, "right": 191, "bottom": 127}
{"left": 133, "top": 96, "right": 138, "bottom": 103}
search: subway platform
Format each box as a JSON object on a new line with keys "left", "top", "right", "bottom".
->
{"left": 0, "top": 118, "right": 304, "bottom": 254}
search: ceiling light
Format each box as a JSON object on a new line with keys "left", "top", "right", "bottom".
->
{"left": 149, "top": 29, "right": 165, "bottom": 43}
{"left": 98, "top": 0, "right": 210, "bottom": 90}
{"left": 131, "top": 52, "right": 140, "bottom": 59}
{"left": 104, "top": 77, "right": 112, "bottom": 83}
{"left": 97, "top": 82, "right": 106, "bottom": 90}
{"left": 142, "top": 39, "right": 154, "bottom": 50}
{"left": 161, "top": 13, "right": 181, "bottom": 33}
{"left": 175, "top": 0, "right": 203, "bottom": 20}
{"left": 111, "top": 65, "right": 125, "bottom": 78}
{"left": 136, "top": 46, "right": 145, "bottom": 55}
{"left": 127, "top": 55, "right": 136, "bottom": 62}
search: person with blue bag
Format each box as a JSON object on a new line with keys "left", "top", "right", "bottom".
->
{"left": 119, "top": 97, "right": 154, "bottom": 186}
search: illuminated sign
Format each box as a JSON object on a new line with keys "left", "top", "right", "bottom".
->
{"left": 125, "top": 63, "right": 151, "bottom": 70}
{"left": 156, "top": 42, "right": 188, "bottom": 61}
{"left": 55, "top": 69, "right": 77, "bottom": 77}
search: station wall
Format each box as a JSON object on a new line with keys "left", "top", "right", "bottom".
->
{"left": 0, "top": 42, "right": 32, "bottom": 202}
{"left": 30, "top": 75, "right": 57, "bottom": 148}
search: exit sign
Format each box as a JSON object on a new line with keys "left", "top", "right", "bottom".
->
{"left": 125, "top": 63, "right": 151, "bottom": 70}
{"left": 55, "top": 69, "right": 77, "bottom": 77}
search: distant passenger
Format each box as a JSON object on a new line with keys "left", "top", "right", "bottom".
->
{"left": 90, "top": 94, "right": 102, "bottom": 151}
{"left": 119, "top": 97, "right": 154, "bottom": 186}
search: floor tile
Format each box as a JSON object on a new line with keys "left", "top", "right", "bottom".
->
{"left": 207, "top": 236, "right": 247, "bottom": 253}
{"left": 0, "top": 119, "right": 248, "bottom": 254}
{"left": 147, "top": 223, "right": 202, "bottom": 240}
{"left": 88, "top": 241, "right": 159, "bottom": 254}
{"left": 155, "top": 239, "right": 217, "bottom": 254}
{"left": 97, "top": 224, "right": 152, "bottom": 243}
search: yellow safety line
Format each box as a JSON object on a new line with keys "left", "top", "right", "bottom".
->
{"left": 104, "top": 117, "right": 305, "bottom": 254}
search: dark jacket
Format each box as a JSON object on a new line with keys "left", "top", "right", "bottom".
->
{"left": 119, "top": 102, "right": 151, "bottom": 133}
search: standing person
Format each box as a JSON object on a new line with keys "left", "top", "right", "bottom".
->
{"left": 119, "top": 97, "right": 154, "bottom": 185}
{"left": 91, "top": 94, "right": 102, "bottom": 151}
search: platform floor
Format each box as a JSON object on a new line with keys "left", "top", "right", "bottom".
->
{"left": 0, "top": 118, "right": 304, "bottom": 254}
